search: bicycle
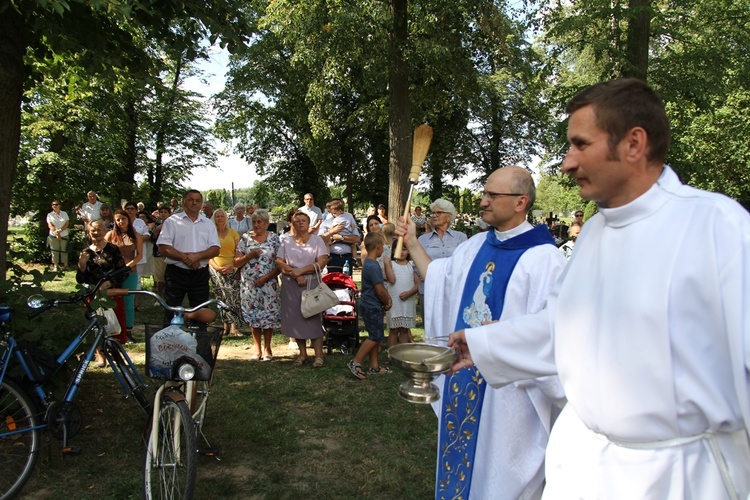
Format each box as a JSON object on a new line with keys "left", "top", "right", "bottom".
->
{"left": 0, "top": 266, "right": 150, "bottom": 500}
{"left": 129, "top": 290, "right": 226, "bottom": 500}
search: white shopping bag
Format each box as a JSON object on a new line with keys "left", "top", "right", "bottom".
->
{"left": 148, "top": 325, "right": 211, "bottom": 379}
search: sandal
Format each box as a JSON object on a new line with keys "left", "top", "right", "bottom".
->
{"left": 312, "top": 357, "right": 324, "bottom": 368}
{"left": 293, "top": 356, "right": 307, "bottom": 367}
{"left": 368, "top": 366, "right": 393, "bottom": 375}
{"left": 347, "top": 360, "right": 366, "bottom": 380}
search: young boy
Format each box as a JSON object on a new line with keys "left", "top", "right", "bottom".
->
{"left": 348, "top": 232, "right": 392, "bottom": 379}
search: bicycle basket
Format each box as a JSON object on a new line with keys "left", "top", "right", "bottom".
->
{"left": 144, "top": 324, "right": 223, "bottom": 381}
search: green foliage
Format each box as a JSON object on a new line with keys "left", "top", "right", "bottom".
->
{"left": 534, "top": 172, "right": 584, "bottom": 216}
{"left": 0, "top": 264, "right": 93, "bottom": 353}
{"left": 8, "top": 0, "right": 750, "bottom": 282}
{"left": 533, "top": 0, "right": 750, "bottom": 203}
{"left": 679, "top": 90, "right": 750, "bottom": 207}
{"left": 201, "top": 180, "right": 300, "bottom": 214}
{"left": 583, "top": 200, "right": 599, "bottom": 221}
{"left": 214, "top": 0, "right": 391, "bottom": 206}
{"left": 2, "top": 0, "right": 252, "bottom": 277}
{"left": 17, "top": 31, "right": 218, "bottom": 214}
{"left": 214, "top": 0, "right": 551, "bottom": 206}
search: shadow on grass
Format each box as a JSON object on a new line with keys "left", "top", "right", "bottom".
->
{"left": 21, "top": 349, "right": 437, "bottom": 499}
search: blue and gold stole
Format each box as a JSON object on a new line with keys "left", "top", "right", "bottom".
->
{"left": 436, "top": 224, "right": 554, "bottom": 500}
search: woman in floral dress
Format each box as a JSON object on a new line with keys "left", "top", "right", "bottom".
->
{"left": 235, "top": 209, "right": 281, "bottom": 361}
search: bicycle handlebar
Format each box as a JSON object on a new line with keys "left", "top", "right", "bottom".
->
{"left": 27, "top": 266, "right": 132, "bottom": 319}
{"left": 126, "top": 290, "right": 229, "bottom": 316}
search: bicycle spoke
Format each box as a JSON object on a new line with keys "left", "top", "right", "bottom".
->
{"left": 0, "top": 381, "right": 40, "bottom": 500}
{"left": 143, "top": 397, "right": 195, "bottom": 499}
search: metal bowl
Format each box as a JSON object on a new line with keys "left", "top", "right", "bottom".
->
{"left": 388, "top": 343, "right": 457, "bottom": 404}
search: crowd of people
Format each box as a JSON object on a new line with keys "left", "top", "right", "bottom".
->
{"left": 41, "top": 78, "right": 750, "bottom": 499}
{"left": 50, "top": 186, "right": 581, "bottom": 362}
{"left": 58, "top": 192, "right": 430, "bottom": 366}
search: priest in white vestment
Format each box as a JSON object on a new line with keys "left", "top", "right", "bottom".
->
{"left": 404, "top": 167, "right": 567, "bottom": 499}
{"left": 446, "top": 79, "right": 750, "bottom": 499}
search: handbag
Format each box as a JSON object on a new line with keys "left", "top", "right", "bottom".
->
{"left": 300, "top": 263, "right": 339, "bottom": 318}
{"left": 96, "top": 307, "right": 122, "bottom": 335}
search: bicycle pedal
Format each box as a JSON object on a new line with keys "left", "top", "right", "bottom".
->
{"left": 61, "top": 446, "right": 82, "bottom": 456}
{"left": 198, "top": 447, "right": 221, "bottom": 459}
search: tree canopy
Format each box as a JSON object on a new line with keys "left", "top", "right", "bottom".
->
{"left": 3, "top": 0, "right": 750, "bottom": 275}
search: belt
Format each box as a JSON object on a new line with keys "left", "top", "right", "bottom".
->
{"left": 167, "top": 263, "right": 207, "bottom": 272}
{"left": 594, "top": 429, "right": 741, "bottom": 500}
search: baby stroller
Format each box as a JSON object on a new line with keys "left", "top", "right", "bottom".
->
{"left": 321, "top": 272, "right": 360, "bottom": 355}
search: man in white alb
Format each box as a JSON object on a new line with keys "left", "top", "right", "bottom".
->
{"left": 399, "top": 167, "right": 566, "bottom": 499}
{"left": 447, "top": 79, "right": 750, "bottom": 498}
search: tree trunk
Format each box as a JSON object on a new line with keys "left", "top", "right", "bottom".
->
{"left": 388, "top": 0, "right": 412, "bottom": 222}
{"left": 119, "top": 98, "right": 139, "bottom": 203}
{"left": 153, "top": 54, "right": 184, "bottom": 207}
{"left": 624, "top": 0, "right": 651, "bottom": 80}
{"left": 0, "top": 8, "right": 27, "bottom": 278}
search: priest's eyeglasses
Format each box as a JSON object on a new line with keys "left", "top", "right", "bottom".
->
{"left": 482, "top": 190, "right": 523, "bottom": 201}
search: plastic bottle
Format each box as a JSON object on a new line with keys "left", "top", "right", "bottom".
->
{"left": 343, "top": 259, "right": 351, "bottom": 275}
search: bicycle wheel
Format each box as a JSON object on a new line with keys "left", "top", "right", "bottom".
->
{"left": 104, "top": 339, "right": 151, "bottom": 414}
{"left": 143, "top": 395, "right": 196, "bottom": 500}
{"left": 0, "top": 380, "right": 40, "bottom": 500}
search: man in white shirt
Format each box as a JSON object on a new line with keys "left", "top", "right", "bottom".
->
{"left": 447, "top": 79, "right": 750, "bottom": 498}
{"left": 298, "top": 193, "right": 323, "bottom": 233}
{"left": 399, "top": 167, "right": 566, "bottom": 499}
{"left": 157, "top": 189, "right": 220, "bottom": 323}
{"left": 79, "top": 191, "right": 102, "bottom": 229}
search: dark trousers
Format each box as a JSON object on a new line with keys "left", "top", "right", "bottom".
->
{"left": 328, "top": 253, "right": 353, "bottom": 272}
{"left": 164, "top": 264, "right": 210, "bottom": 324}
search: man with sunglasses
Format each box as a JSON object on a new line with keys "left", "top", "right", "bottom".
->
{"left": 447, "top": 79, "right": 750, "bottom": 498}
{"left": 398, "top": 167, "right": 567, "bottom": 499}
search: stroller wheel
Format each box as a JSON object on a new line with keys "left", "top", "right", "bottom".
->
{"left": 340, "top": 344, "right": 351, "bottom": 355}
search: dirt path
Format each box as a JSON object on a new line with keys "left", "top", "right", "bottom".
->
{"left": 214, "top": 336, "right": 301, "bottom": 360}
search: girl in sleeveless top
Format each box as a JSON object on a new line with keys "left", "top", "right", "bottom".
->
{"left": 106, "top": 209, "right": 143, "bottom": 340}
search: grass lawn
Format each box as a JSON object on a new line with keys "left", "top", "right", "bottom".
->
{"left": 15, "top": 270, "right": 438, "bottom": 499}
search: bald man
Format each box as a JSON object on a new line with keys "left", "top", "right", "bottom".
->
{"left": 398, "top": 166, "right": 567, "bottom": 500}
